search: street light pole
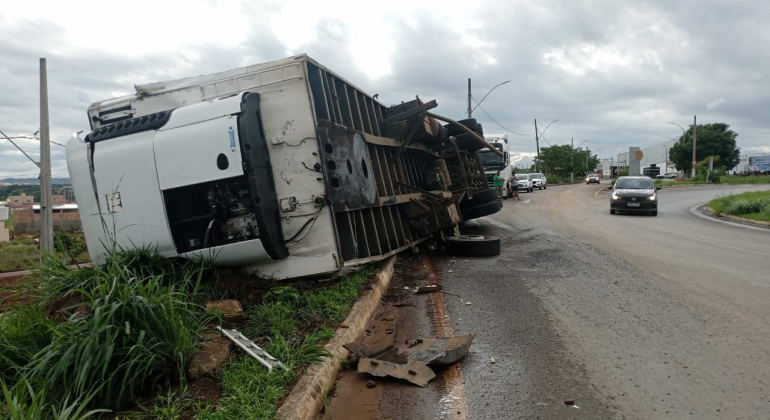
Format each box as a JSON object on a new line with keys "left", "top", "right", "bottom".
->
{"left": 467, "top": 78, "right": 472, "bottom": 119}
{"left": 469, "top": 79, "right": 512, "bottom": 118}
{"left": 571, "top": 138, "right": 574, "bottom": 183}
{"left": 534, "top": 119, "right": 540, "bottom": 173}
{"left": 692, "top": 115, "right": 697, "bottom": 178}
{"left": 39, "top": 58, "right": 53, "bottom": 255}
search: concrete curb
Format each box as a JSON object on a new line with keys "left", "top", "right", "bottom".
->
{"left": 275, "top": 255, "right": 397, "bottom": 420}
{"left": 701, "top": 205, "right": 770, "bottom": 229}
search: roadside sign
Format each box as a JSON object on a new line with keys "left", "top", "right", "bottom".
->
{"left": 692, "top": 160, "right": 697, "bottom": 165}
{"left": 635, "top": 150, "right": 644, "bottom": 161}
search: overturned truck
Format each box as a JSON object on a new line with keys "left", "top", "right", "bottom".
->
{"left": 67, "top": 54, "right": 502, "bottom": 280}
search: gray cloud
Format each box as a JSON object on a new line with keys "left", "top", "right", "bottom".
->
{"left": 2, "top": 0, "right": 769, "bottom": 179}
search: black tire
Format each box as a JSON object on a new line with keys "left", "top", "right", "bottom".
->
{"left": 460, "top": 188, "right": 499, "bottom": 208}
{"left": 454, "top": 132, "right": 486, "bottom": 150}
{"left": 445, "top": 118, "right": 479, "bottom": 137}
{"left": 610, "top": 209, "right": 616, "bottom": 215}
{"left": 651, "top": 210, "right": 658, "bottom": 216}
{"left": 445, "top": 235, "right": 501, "bottom": 257}
{"left": 543, "top": 185, "right": 547, "bottom": 189}
{"left": 529, "top": 187, "right": 533, "bottom": 193}
{"left": 538, "top": 185, "right": 542, "bottom": 190}
{"left": 462, "top": 199, "right": 503, "bottom": 220}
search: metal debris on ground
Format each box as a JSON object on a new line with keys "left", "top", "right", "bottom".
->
{"left": 216, "top": 327, "right": 285, "bottom": 373}
{"left": 564, "top": 399, "right": 575, "bottom": 405}
{"left": 415, "top": 285, "right": 442, "bottom": 294}
{"left": 344, "top": 321, "right": 475, "bottom": 386}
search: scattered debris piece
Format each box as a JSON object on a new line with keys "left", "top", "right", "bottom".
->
{"left": 366, "top": 380, "right": 377, "bottom": 388}
{"left": 534, "top": 402, "right": 551, "bottom": 407}
{"left": 382, "top": 316, "right": 395, "bottom": 322}
{"left": 465, "top": 302, "right": 472, "bottom": 305}
{"left": 448, "top": 270, "right": 454, "bottom": 273}
{"left": 217, "top": 327, "right": 285, "bottom": 373}
{"left": 403, "top": 286, "right": 411, "bottom": 290}
{"left": 338, "top": 324, "right": 349, "bottom": 329}
{"left": 188, "top": 331, "right": 233, "bottom": 380}
{"left": 205, "top": 300, "right": 245, "bottom": 327}
{"left": 564, "top": 399, "right": 575, "bottom": 405}
{"left": 490, "top": 357, "right": 496, "bottom": 364}
{"left": 393, "top": 302, "right": 414, "bottom": 307}
{"left": 344, "top": 321, "right": 475, "bottom": 386}
{"left": 415, "top": 285, "right": 442, "bottom": 294}
{"left": 359, "top": 358, "right": 435, "bottom": 387}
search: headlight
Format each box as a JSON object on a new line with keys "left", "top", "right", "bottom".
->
{"left": 612, "top": 193, "right": 620, "bottom": 200}
{"left": 646, "top": 195, "right": 656, "bottom": 201}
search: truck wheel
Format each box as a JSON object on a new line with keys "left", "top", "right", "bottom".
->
{"left": 446, "top": 118, "right": 479, "bottom": 136}
{"left": 460, "top": 188, "right": 499, "bottom": 208}
{"left": 445, "top": 235, "right": 501, "bottom": 257}
{"left": 462, "top": 199, "right": 502, "bottom": 220}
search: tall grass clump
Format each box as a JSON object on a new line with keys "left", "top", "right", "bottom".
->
{"left": 725, "top": 198, "right": 770, "bottom": 215}
{"left": 709, "top": 191, "right": 770, "bottom": 221}
{"left": 2, "top": 246, "right": 215, "bottom": 416}
{"left": 0, "top": 303, "right": 57, "bottom": 384}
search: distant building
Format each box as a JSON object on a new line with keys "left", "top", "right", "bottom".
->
{"left": 0, "top": 204, "right": 9, "bottom": 242}
{"left": 7, "top": 193, "right": 34, "bottom": 206}
{"left": 616, "top": 139, "right": 678, "bottom": 176}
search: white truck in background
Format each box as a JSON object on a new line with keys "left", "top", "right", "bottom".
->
{"left": 478, "top": 134, "right": 512, "bottom": 197}
{"left": 66, "top": 54, "right": 506, "bottom": 280}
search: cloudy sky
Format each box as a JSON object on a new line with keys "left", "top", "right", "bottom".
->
{"left": 2, "top": 0, "right": 769, "bottom": 177}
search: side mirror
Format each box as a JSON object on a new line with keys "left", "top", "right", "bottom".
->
{"left": 656, "top": 186, "right": 662, "bottom": 190}
{"left": 504, "top": 152, "right": 509, "bottom": 162}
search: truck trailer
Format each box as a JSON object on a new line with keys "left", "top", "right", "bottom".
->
{"left": 67, "top": 54, "right": 503, "bottom": 280}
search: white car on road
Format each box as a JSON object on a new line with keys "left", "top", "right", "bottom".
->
{"left": 518, "top": 175, "right": 534, "bottom": 193}
{"left": 529, "top": 173, "right": 547, "bottom": 189}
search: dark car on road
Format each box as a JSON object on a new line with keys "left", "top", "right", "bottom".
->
{"left": 586, "top": 173, "right": 600, "bottom": 184}
{"left": 610, "top": 176, "right": 661, "bottom": 216}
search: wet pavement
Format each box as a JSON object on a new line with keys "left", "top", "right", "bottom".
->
{"left": 323, "top": 183, "right": 770, "bottom": 420}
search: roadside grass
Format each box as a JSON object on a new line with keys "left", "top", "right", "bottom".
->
{"left": 708, "top": 190, "right": 770, "bottom": 222}
{"left": 195, "top": 268, "right": 374, "bottom": 420}
{"left": 1, "top": 242, "right": 377, "bottom": 419}
{"left": 0, "top": 240, "right": 38, "bottom": 272}
{"left": 720, "top": 175, "right": 770, "bottom": 185}
{"left": 0, "top": 231, "right": 89, "bottom": 273}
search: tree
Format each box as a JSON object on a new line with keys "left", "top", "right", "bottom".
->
{"left": 669, "top": 123, "right": 740, "bottom": 173}
{"left": 538, "top": 144, "right": 600, "bottom": 179}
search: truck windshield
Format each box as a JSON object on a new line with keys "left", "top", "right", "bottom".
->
{"left": 478, "top": 146, "right": 504, "bottom": 167}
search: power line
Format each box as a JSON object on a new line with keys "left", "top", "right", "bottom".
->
{"left": 471, "top": 96, "right": 534, "bottom": 136}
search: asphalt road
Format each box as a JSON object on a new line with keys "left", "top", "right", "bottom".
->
{"left": 323, "top": 183, "right": 770, "bottom": 420}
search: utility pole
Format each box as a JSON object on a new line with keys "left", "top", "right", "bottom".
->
{"left": 586, "top": 147, "right": 590, "bottom": 173}
{"left": 571, "top": 137, "right": 574, "bottom": 183}
{"left": 534, "top": 119, "right": 541, "bottom": 173}
{"left": 691, "top": 115, "right": 697, "bottom": 178}
{"left": 467, "top": 78, "right": 472, "bottom": 119}
{"left": 39, "top": 58, "right": 53, "bottom": 256}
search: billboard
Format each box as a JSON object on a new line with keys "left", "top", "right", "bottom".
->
{"left": 748, "top": 156, "right": 770, "bottom": 172}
